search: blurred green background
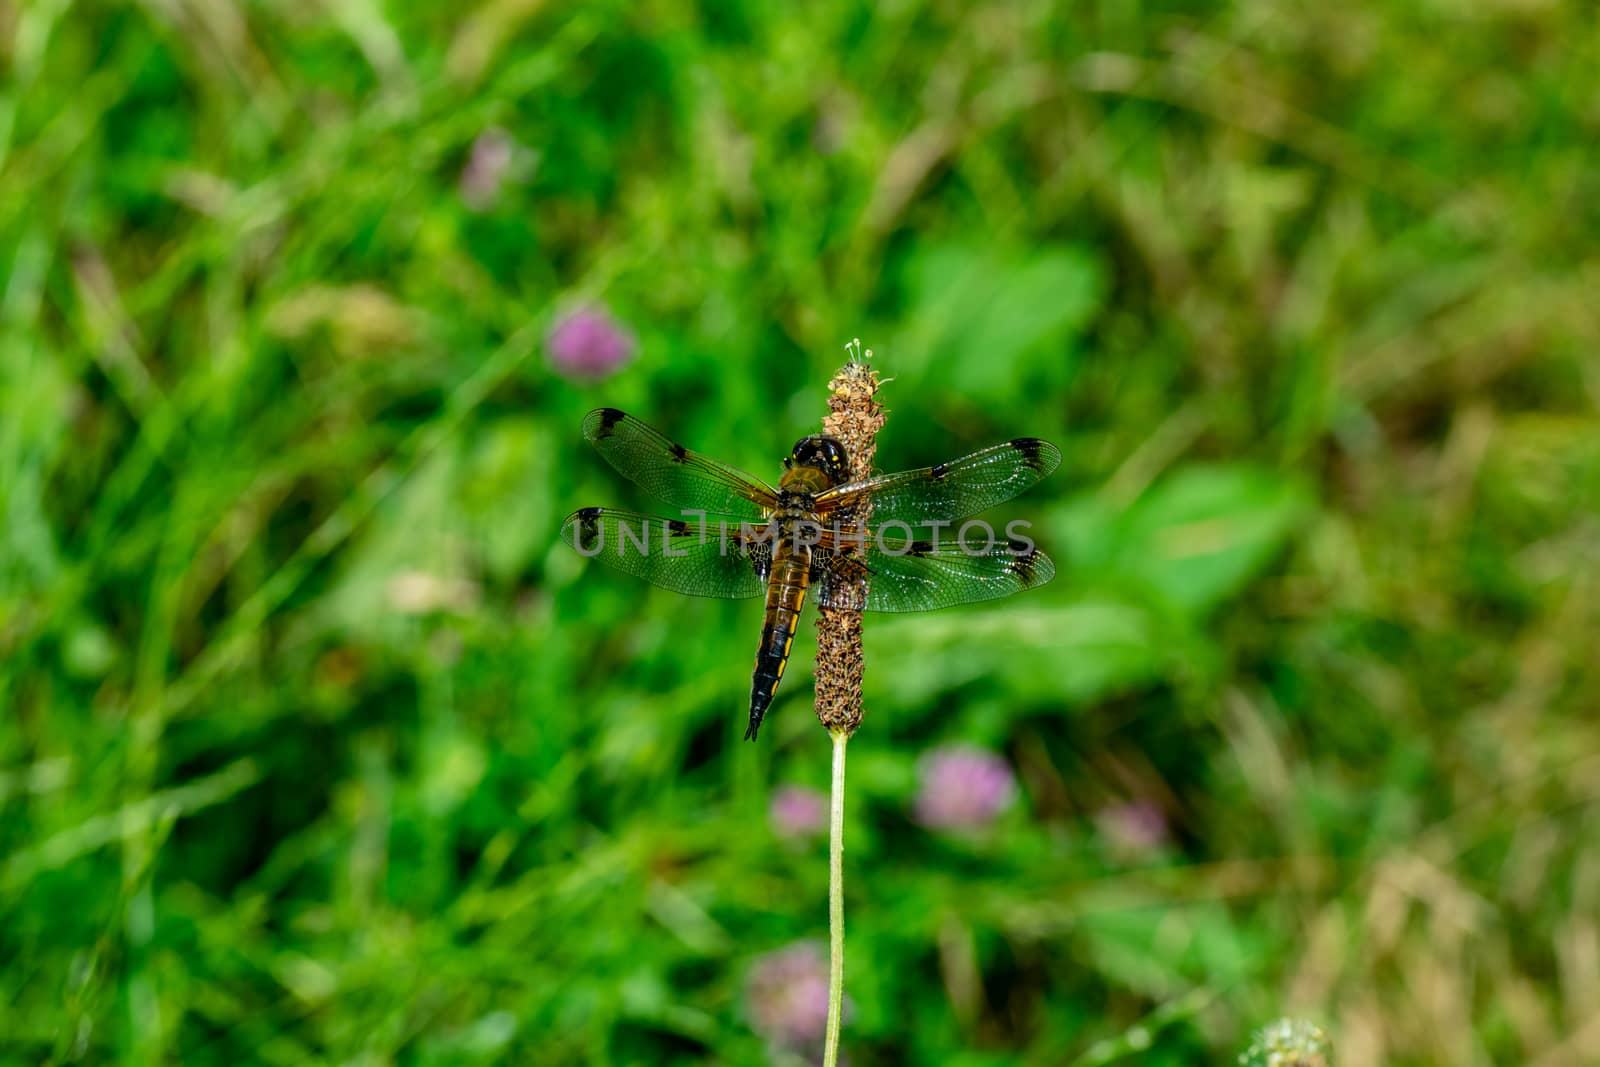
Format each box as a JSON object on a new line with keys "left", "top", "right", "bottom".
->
{"left": 4, "top": 1, "right": 1599, "bottom": 1064}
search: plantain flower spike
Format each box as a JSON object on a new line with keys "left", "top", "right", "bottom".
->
{"left": 1239, "top": 1018, "right": 1333, "bottom": 1067}
{"left": 813, "top": 339, "right": 885, "bottom": 736}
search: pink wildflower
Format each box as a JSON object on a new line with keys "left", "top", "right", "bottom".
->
{"left": 545, "top": 304, "right": 636, "bottom": 381}
{"left": 745, "top": 941, "right": 836, "bottom": 1050}
{"left": 769, "top": 785, "right": 829, "bottom": 840}
{"left": 913, "top": 744, "right": 1017, "bottom": 831}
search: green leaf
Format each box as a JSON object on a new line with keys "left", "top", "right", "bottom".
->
{"left": 1059, "top": 465, "right": 1313, "bottom": 619}
{"left": 865, "top": 598, "right": 1169, "bottom": 713}
{"left": 896, "top": 242, "right": 1104, "bottom": 404}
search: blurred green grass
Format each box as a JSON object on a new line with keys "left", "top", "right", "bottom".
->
{"left": 3, "top": 1, "right": 1600, "bottom": 1064}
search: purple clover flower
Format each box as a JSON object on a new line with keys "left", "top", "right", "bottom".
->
{"left": 769, "top": 784, "right": 828, "bottom": 841}
{"left": 913, "top": 744, "right": 1017, "bottom": 831}
{"left": 745, "top": 941, "right": 838, "bottom": 1051}
{"left": 545, "top": 304, "right": 636, "bottom": 381}
{"left": 459, "top": 127, "right": 531, "bottom": 212}
{"left": 1094, "top": 799, "right": 1170, "bottom": 857}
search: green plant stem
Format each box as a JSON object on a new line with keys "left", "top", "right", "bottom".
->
{"left": 823, "top": 726, "right": 849, "bottom": 1067}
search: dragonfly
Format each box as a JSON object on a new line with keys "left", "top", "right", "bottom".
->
{"left": 561, "top": 407, "right": 1060, "bottom": 740}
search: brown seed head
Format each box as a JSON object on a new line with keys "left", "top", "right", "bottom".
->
{"left": 815, "top": 340, "right": 885, "bottom": 736}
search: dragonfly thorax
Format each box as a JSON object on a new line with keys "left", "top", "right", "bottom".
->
{"left": 772, "top": 488, "right": 821, "bottom": 518}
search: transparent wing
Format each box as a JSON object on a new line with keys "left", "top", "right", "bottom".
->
{"left": 812, "top": 534, "right": 1055, "bottom": 613}
{"left": 561, "top": 508, "right": 773, "bottom": 599}
{"left": 814, "top": 438, "right": 1060, "bottom": 526}
{"left": 583, "top": 408, "right": 776, "bottom": 520}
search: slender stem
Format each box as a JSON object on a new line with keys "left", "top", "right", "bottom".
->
{"left": 823, "top": 727, "right": 849, "bottom": 1067}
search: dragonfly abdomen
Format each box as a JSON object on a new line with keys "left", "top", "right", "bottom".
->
{"left": 747, "top": 536, "right": 812, "bottom": 741}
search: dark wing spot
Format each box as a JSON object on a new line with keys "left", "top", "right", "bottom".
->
{"left": 1009, "top": 546, "right": 1041, "bottom": 584}
{"left": 576, "top": 507, "right": 603, "bottom": 550}
{"left": 667, "top": 519, "right": 689, "bottom": 535}
{"left": 906, "top": 540, "right": 933, "bottom": 557}
{"left": 594, "top": 408, "right": 625, "bottom": 438}
{"left": 1010, "top": 438, "right": 1054, "bottom": 473}
{"left": 930, "top": 462, "right": 949, "bottom": 480}
{"left": 670, "top": 442, "right": 689, "bottom": 463}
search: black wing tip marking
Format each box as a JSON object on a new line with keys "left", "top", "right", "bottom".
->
{"left": 670, "top": 442, "right": 689, "bottom": 462}
{"left": 1006, "top": 541, "right": 1056, "bottom": 587}
{"left": 1010, "top": 437, "right": 1062, "bottom": 476}
{"left": 666, "top": 518, "right": 689, "bottom": 535}
{"left": 568, "top": 506, "right": 604, "bottom": 551}
{"left": 584, "top": 407, "right": 627, "bottom": 440}
{"left": 930, "top": 462, "right": 949, "bottom": 480}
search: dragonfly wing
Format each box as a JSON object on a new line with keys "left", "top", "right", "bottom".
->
{"left": 812, "top": 534, "right": 1055, "bottom": 613}
{"left": 814, "top": 437, "right": 1060, "bottom": 526}
{"left": 561, "top": 508, "right": 772, "bottom": 599}
{"left": 583, "top": 408, "right": 776, "bottom": 520}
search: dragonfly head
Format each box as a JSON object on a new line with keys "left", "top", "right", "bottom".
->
{"left": 785, "top": 434, "right": 850, "bottom": 488}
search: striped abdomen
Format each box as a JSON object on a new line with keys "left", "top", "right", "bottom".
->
{"left": 747, "top": 537, "right": 811, "bottom": 740}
